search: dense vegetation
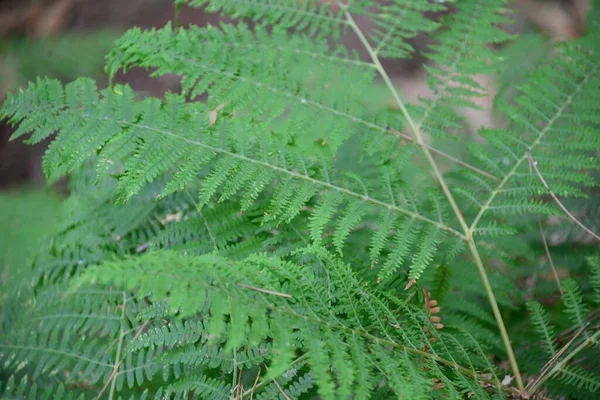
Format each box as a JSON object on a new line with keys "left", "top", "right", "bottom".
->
{"left": 1, "top": 1, "right": 599, "bottom": 399}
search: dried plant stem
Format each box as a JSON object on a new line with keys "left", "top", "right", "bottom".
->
{"left": 526, "top": 324, "right": 597, "bottom": 396}
{"left": 528, "top": 151, "right": 600, "bottom": 242}
{"left": 241, "top": 354, "right": 308, "bottom": 398}
{"left": 272, "top": 377, "right": 292, "bottom": 400}
{"left": 98, "top": 314, "right": 149, "bottom": 400}
{"left": 238, "top": 283, "right": 292, "bottom": 298}
{"left": 343, "top": 7, "right": 525, "bottom": 392}
{"left": 528, "top": 152, "right": 564, "bottom": 295}
{"left": 537, "top": 217, "right": 564, "bottom": 295}
{"left": 105, "top": 292, "right": 126, "bottom": 400}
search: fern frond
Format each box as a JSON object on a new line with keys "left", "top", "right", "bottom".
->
{"left": 254, "top": 371, "right": 314, "bottom": 400}
{"left": 353, "top": 0, "right": 446, "bottom": 60}
{"left": 162, "top": 375, "right": 231, "bottom": 400}
{"left": 555, "top": 365, "right": 600, "bottom": 393}
{"left": 468, "top": 34, "right": 600, "bottom": 233}
{"left": 1, "top": 77, "right": 462, "bottom": 285}
{"left": 181, "top": 0, "right": 447, "bottom": 57}
{"left": 590, "top": 256, "right": 600, "bottom": 305}
{"left": 179, "top": 0, "right": 347, "bottom": 40}
{"left": 0, "top": 375, "right": 87, "bottom": 400}
{"left": 561, "top": 279, "right": 591, "bottom": 337}
{"left": 105, "top": 23, "right": 376, "bottom": 154}
{"left": 527, "top": 301, "right": 557, "bottom": 357}
{"left": 416, "top": 0, "right": 512, "bottom": 138}
{"left": 3, "top": 1, "right": 600, "bottom": 398}
{"left": 71, "top": 249, "right": 505, "bottom": 398}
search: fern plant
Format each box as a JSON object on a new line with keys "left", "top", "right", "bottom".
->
{"left": 1, "top": 0, "right": 600, "bottom": 398}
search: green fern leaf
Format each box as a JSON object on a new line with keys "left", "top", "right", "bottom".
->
{"left": 526, "top": 301, "right": 557, "bottom": 357}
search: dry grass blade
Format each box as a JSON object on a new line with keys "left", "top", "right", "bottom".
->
{"left": 537, "top": 217, "right": 564, "bottom": 296}
{"left": 271, "top": 376, "right": 292, "bottom": 400}
{"left": 525, "top": 322, "right": 591, "bottom": 396}
{"left": 528, "top": 151, "right": 600, "bottom": 242}
{"left": 96, "top": 319, "right": 150, "bottom": 400}
{"left": 238, "top": 283, "right": 292, "bottom": 298}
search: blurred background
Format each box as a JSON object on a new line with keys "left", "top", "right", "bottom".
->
{"left": 0, "top": 0, "right": 593, "bottom": 190}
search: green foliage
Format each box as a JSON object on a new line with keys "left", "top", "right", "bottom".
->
{"left": 524, "top": 259, "right": 600, "bottom": 398}
{"left": 1, "top": 0, "right": 600, "bottom": 399}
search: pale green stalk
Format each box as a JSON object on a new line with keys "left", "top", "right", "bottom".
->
{"left": 342, "top": 8, "right": 525, "bottom": 392}
{"left": 108, "top": 292, "right": 127, "bottom": 400}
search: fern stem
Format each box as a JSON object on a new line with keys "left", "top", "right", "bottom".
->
{"left": 174, "top": 3, "right": 182, "bottom": 28}
{"left": 386, "top": 126, "right": 499, "bottom": 182}
{"left": 467, "top": 239, "right": 524, "bottom": 390}
{"left": 232, "top": 349, "right": 239, "bottom": 396}
{"left": 342, "top": 11, "right": 470, "bottom": 236}
{"left": 107, "top": 292, "right": 127, "bottom": 400}
{"left": 83, "top": 112, "right": 462, "bottom": 238}
{"left": 342, "top": 9, "right": 525, "bottom": 392}
{"left": 0, "top": 344, "right": 113, "bottom": 368}
{"left": 528, "top": 151, "right": 600, "bottom": 242}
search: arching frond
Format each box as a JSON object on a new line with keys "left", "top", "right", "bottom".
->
{"left": 465, "top": 34, "right": 600, "bottom": 234}
{"left": 1, "top": 77, "right": 459, "bottom": 285}
{"left": 71, "top": 249, "right": 505, "bottom": 399}
{"left": 2, "top": 1, "right": 600, "bottom": 399}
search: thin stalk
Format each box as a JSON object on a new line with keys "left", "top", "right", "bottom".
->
{"left": 537, "top": 218, "right": 564, "bottom": 295}
{"left": 467, "top": 240, "right": 523, "bottom": 390}
{"left": 108, "top": 292, "right": 127, "bottom": 400}
{"left": 342, "top": 8, "right": 525, "bottom": 392}
{"left": 174, "top": 3, "right": 182, "bottom": 28}
{"left": 232, "top": 349, "right": 239, "bottom": 397}
{"left": 241, "top": 354, "right": 308, "bottom": 398}
{"left": 528, "top": 151, "right": 600, "bottom": 242}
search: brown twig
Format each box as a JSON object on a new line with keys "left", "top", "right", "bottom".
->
{"left": 556, "top": 307, "right": 600, "bottom": 342}
{"left": 386, "top": 127, "right": 500, "bottom": 182}
{"left": 237, "top": 366, "right": 244, "bottom": 399}
{"left": 271, "top": 377, "right": 292, "bottom": 400}
{"left": 96, "top": 320, "right": 150, "bottom": 400}
{"left": 528, "top": 151, "right": 600, "bottom": 242}
{"left": 537, "top": 217, "right": 564, "bottom": 296}
{"left": 525, "top": 322, "right": 590, "bottom": 396}
{"left": 256, "top": 362, "right": 292, "bottom": 400}
{"left": 527, "top": 154, "right": 564, "bottom": 296}
{"left": 237, "top": 283, "right": 292, "bottom": 298}
{"left": 528, "top": 155, "right": 564, "bottom": 296}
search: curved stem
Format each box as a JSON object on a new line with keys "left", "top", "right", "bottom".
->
{"left": 342, "top": 9, "right": 525, "bottom": 392}
{"left": 467, "top": 239, "right": 523, "bottom": 390}
{"left": 108, "top": 292, "right": 127, "bottom": 400}
{"left": 241, "top": 354, "right": 309, "bottom": 398}
{"left": 174, "top": 3, "right": 182, "bottom": 28}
